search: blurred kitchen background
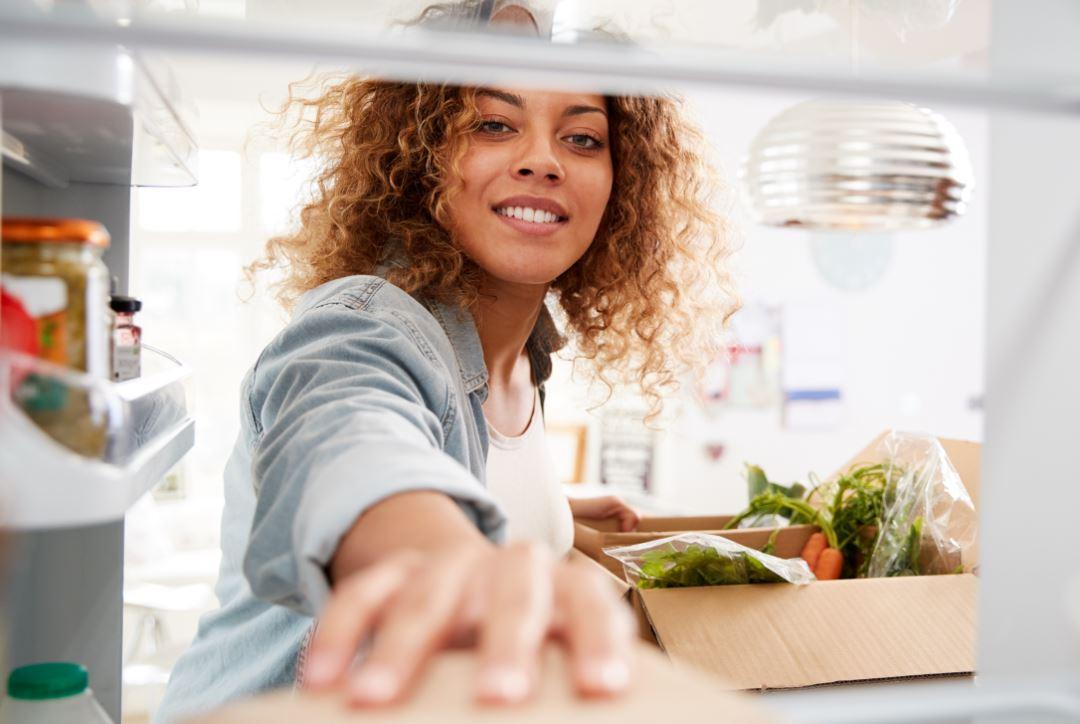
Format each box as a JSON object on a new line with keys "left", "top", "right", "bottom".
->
{"left": 118, "top": 1, "right": 988, "bottom": 720}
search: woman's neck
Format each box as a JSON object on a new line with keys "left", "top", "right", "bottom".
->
{"left": 473, "top": 276, "right": 547, "bottom": 388}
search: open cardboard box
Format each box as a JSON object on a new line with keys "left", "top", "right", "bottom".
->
{"left": 622, "top": 433, "right": 981, "bottom": 691}
{"left": 575, "top": 515, "right": 818, "bottom": 578}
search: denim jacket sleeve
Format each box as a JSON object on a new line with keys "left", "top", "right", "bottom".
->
{"left": 241, "top": 290, "right": 505, "bottom": 617}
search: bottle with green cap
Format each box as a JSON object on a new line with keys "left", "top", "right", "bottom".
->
{"left": 2, "top": 662, "right": 113, "bottom": 723}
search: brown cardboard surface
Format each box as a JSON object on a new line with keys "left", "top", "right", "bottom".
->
{"left": 188, "top": 644, "right": 780, "bottom": 724}
{"left": 940, "top": 438, "right": 982, "bottom": 508}
{"left": 641, "top": 574, "right": 977, "bottom": 690}
{"left": 574, "top": 515, "right": 818, "bottom": 577}
{"left": 578, "top": 515, "right": 740, "bottom": 533}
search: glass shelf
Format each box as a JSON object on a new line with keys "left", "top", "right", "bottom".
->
{"left": 0, "top": 346, "right": 195, "bottom": 530}
{"left": 0, "top": 12, "right": 197, "bottom": 188}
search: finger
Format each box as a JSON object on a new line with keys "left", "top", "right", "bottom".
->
{"left": 619, "top": 506, "right": 640, "bottom": 532}
{"left": 555, "top": 558, "right": 634, "bottom": 698}
{"left": 446, "top": 573, "right": 487, "bottom": 647}
{"left": 475, "top": 543, "right": 555, "bottom": 705}
{"left": 305, "top": 552, "right": 418, "bottom": 689}
{"left": 347, "top": 550, "right": 480, "bottom": 706}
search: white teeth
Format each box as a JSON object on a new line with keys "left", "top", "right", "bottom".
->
{"left": 495, "top": 206, "right": 563, "bottom": 224}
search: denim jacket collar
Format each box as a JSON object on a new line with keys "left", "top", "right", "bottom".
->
{"left": 324, "top": 260, "right": 558, "bottom": 402}
{"left": 423, "top": 299, "right": 489, "bottom": 397}
{"left": 423, "top": 297, "right": 560, "bottom": 405}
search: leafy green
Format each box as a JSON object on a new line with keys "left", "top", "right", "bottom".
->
{"left": 725, "top": 491, "right": 838, "bottom": 549}
{"left": 727, "top": 459, "right": 947, "bottom": 579}
{"left": 759, "top": 527, "right": 781, "bottom": 556}
{"left": 745, "top": 464, "right": 807, "bottom": 505}
{"left": 746, "top": 464, "right": 770, "bottom": 499}
{"left": 879, "top": 517, "right": 925, "bottom": 577}
{"left": 635, "top": 544, "right": 786, "bottom": 589}
{"left": 826, "top": 463, "right": 891, "bottom": 578}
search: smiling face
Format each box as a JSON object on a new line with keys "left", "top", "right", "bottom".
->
{"left": 447, "top": 87, "right": 614, "bottom": 287}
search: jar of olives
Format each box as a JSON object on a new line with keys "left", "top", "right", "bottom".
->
{"left": 1, "top": 218, "right": 111, "bottom": 457}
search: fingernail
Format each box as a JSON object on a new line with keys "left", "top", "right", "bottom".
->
{"left": 350, "top": 665, "right": 400, "bottom": 704}
{"left": 581, "top": 658, "right": 630, "bottom": 694}
{"left": 477, "top": 667, "right": 530, "bottom": 704}
{"left": 305, "top": 650, "right": 344, "bottom": 688}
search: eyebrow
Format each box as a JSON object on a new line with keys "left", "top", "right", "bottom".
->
{"left": 476, "top": 89, "right": 608, "bottom": 119}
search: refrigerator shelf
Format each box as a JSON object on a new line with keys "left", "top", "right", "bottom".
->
{"left": 0, "top": 33, "right": 197, "bottom": 188}
{"left": 0, "top": 345, "right": 195, "bottom": 530}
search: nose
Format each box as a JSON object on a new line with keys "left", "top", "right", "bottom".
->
{"left": 513, "top": 135, "right": 564, "bottom": 183}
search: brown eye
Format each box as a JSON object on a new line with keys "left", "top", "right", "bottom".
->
{"left": 566, "top": 134, "right": 603, "bottom": 150}
{"left": 479, "top": 120, "right": 513, "bottom": 134}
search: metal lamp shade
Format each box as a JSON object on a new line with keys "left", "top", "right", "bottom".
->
{"left": 743, "top": 99, "right": 973, "bottom": 231}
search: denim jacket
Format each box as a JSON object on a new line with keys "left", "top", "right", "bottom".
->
{"left": 155, "top": 274, "right": 556, "bottom": 722}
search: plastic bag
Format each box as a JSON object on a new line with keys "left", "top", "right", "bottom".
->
{"left": 866, "top": 431, "right": 978, "bottom": 577}
{"left": 603, "top": 532, "right": 815, "bottom": 589}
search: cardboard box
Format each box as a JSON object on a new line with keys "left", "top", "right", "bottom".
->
{"left": 189, "top": 644, "right": 780, "bottom": 724}
{"left": 629, "top": 433, "right": 981, "bottom": 691}
{"left": 574, "top": 515, "right": 818, "bottom": 578}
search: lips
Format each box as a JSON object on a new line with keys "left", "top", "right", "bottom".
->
{"left": 493, "top": 210, "right": 566, "bottom": 236}
{"left": 491, "top": 195, "right": 569, "bottom": 221}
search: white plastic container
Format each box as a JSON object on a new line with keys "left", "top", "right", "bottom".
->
{"left": 1, "top": 662, "right": 113, "bottom": 724}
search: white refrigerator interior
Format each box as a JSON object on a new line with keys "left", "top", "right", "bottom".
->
{"left": 2, "top": 1, "right": 1080, "bottom": 722}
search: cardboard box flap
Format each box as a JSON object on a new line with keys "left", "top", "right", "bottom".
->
{"left": 577, "top": 515, "right": 737, "bottom": 533}
{"left": 940, "top": 438, "right": 981, "bottom": 509}
{"left": 640, "top": 574, "right": 977, "bottom": 690}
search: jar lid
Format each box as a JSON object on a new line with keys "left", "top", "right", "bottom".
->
{"left": 109, "top": 295, "right": 143, "bottom": 313}
{"left": 7, "top": 662, "right": 89, "bottom": 700}
{"left": 2, "top": 218, "right": 110, "bottom": 248}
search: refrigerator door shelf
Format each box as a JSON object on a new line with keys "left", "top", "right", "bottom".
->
{"left": 0, "top": 345, "right": 195, "bottom": 530}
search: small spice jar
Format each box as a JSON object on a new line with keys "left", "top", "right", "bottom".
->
{"left": 109, "top": 295, "right": 142, "bottom": 382}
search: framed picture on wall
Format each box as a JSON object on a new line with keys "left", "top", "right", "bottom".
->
{"left": 546, "top": 422, "right": 588, "bottom": 484}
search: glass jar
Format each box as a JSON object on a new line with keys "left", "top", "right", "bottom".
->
{"left": 1, "top": 218, "right": 111, "bottom": 376}
{"left": 1, "top": 218, "right": 112, "bottom": 458}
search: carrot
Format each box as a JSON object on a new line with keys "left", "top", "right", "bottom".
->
{"left": 814, "top": 548, "right": 844, "bottom": 581}
{"left": 800, "top": 532, "right": 828, "bottom": 569}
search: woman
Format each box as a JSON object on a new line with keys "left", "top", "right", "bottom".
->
{"left": 156, "top": 6, "right": 736, "bottom": 722}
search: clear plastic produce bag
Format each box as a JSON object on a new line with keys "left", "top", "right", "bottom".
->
{"left": 867, "top": 431, "right": 978, "bottom": 577}
{"left": 604, "top": 533, "right": 815, "bottom": 589}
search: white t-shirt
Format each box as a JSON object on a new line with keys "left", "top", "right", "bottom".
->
{"left": 485, "top": 387, "right": 575, "bottom": 556}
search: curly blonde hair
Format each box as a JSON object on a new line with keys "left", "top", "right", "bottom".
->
{"left": 249, "top": 77, "right": 739, "bottom": 418}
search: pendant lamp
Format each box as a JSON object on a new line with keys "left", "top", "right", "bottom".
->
{"left": 743, "top": 99, "right": 973, "bottom": 231}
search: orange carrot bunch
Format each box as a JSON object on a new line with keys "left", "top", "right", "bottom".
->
{"left": 799, "top": 531, "right": 843, "bottom": 580}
